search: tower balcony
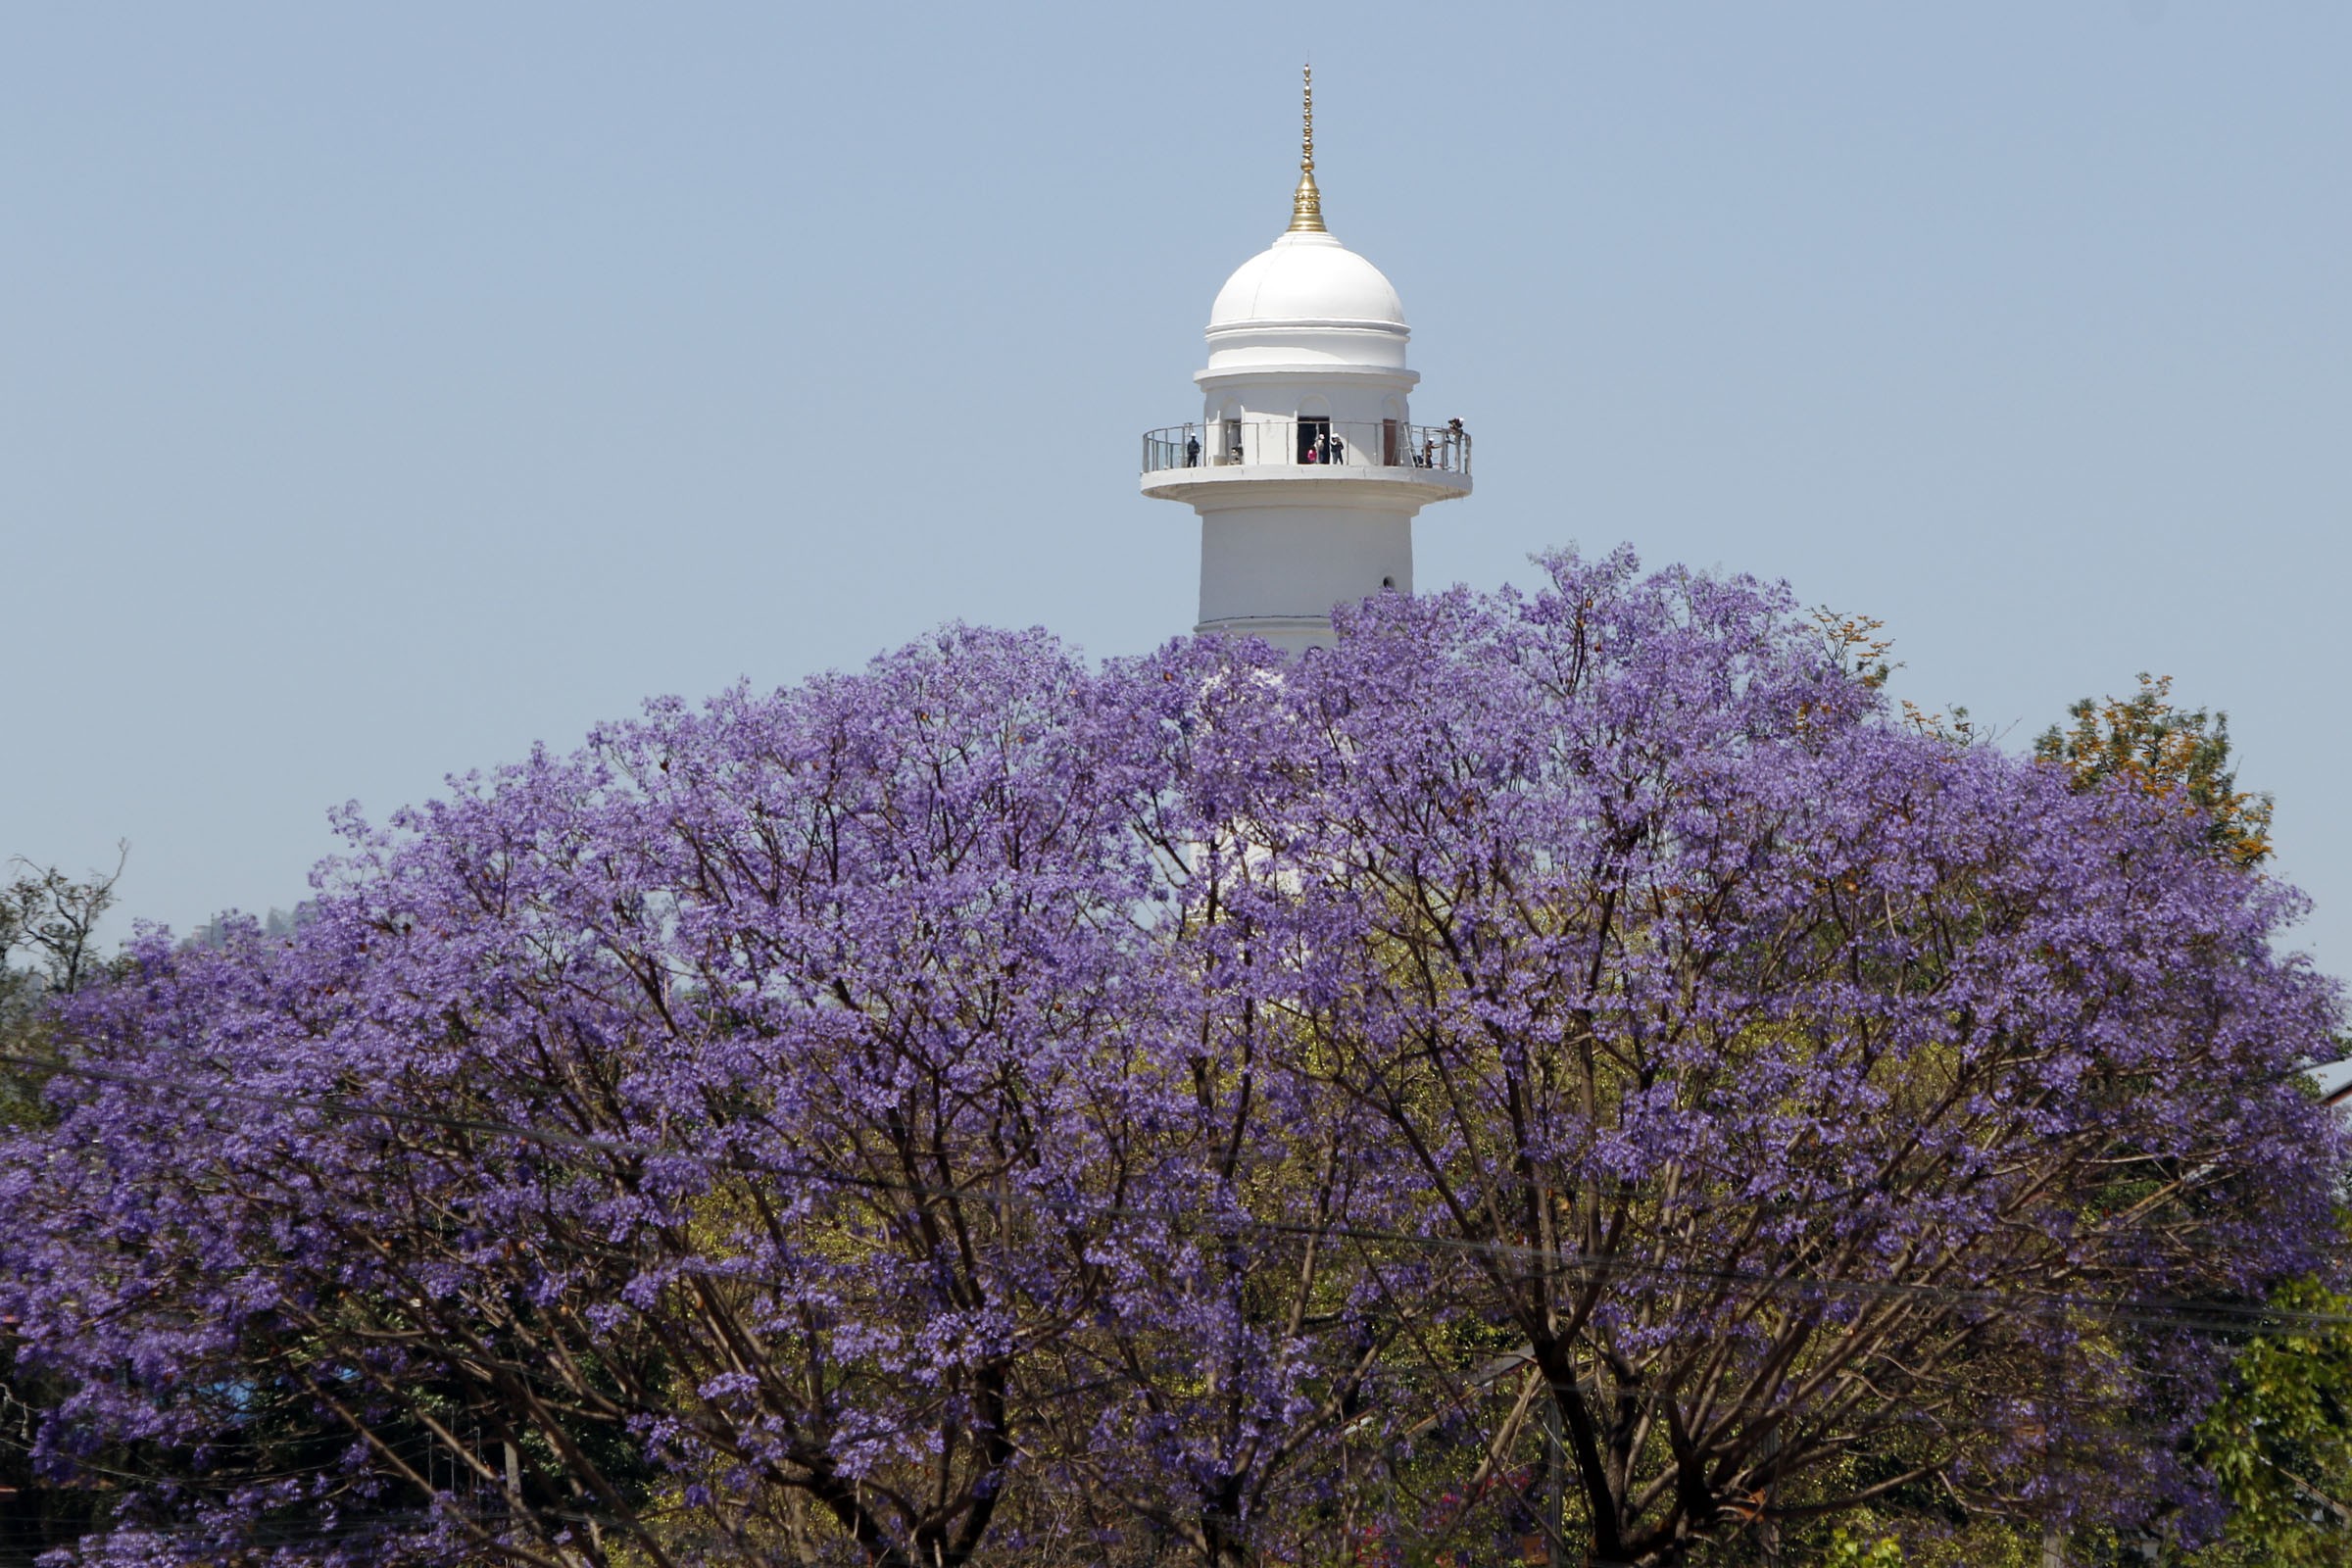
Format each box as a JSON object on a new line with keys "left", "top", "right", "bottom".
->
{"left": 1139, "top": 418, "right": 1472, "bottom": 507}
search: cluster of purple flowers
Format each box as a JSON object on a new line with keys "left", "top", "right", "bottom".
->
{"left": 3, "top": 550, "right": 2339, "bottom": 1567}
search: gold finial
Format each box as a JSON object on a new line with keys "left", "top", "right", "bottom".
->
{"left": 1288, "top": 63, "right": 1325, "bottom": 233}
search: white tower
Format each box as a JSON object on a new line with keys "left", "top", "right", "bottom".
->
{"left": 1141, "top": 68, "right": 1470, "bottom": 656}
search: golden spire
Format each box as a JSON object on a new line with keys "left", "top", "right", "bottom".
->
{"left": 1288, "top": 63, "right": 1326, "bottom": 233}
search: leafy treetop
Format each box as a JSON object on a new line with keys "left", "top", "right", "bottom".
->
{"left": 2035, "top": 673, "right": 2275, "bottom": 870}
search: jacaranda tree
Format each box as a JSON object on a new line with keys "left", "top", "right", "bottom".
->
{"left": 1, "top": 550, "right": 2339, "bottom": 1567}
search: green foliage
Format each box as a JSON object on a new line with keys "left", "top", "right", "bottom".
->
{"left": 1823, "top": 1524, "right": 1906, "bottom": 1566}
{"left": 2192, "top": 1273, "right": 2352, "bottom": 1564}
{"left": 2034, "top": 673, "right": 2274, "bottom": 870}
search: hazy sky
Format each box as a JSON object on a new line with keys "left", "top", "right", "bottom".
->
{"left": 4, "top": 3, "right": 2346, "bottom": 983}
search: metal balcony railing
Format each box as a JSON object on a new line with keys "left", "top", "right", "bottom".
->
{"left": 1142, "top": 418, "right": 1471, "bottom": 477}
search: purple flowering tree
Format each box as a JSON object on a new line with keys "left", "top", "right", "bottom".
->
{"left": 1209, "top": 552, "right": 2344, "bottom": 1563}
{"left": 7, "top": 628, "right": 1211, "bottom": 1567}
{"left": 1, "top": 552, "right": 2339, "bottom": 1568}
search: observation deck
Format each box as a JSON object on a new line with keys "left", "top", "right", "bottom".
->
{"left": 1140, "top": 417, "right": 1472, "bottom": 506}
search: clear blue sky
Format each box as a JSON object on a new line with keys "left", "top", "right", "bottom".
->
{"left": 4, "top": 3, "right": 2346, "bottom": 985}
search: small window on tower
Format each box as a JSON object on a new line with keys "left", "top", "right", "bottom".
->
{"left": 1297, "top": 416, "right": 1332, "bottom": 465}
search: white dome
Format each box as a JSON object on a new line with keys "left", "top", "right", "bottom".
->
{"left": 1208, "top": 230, "right": 1406, "bottom": 329}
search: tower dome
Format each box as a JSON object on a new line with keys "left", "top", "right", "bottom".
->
{"left": 1139, "top": 68, "right": 1472, "bottom": 657}
{"left": 1207, "top": 232, "right": 1407, "bottom": 331}
{"left": 1203, "top": 230, "right": 1411, "bottom": 374}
